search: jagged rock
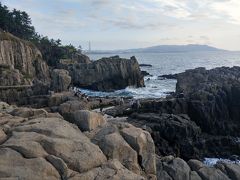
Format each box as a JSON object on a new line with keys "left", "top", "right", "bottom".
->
{"left": 121, "top": 126, "right": 156, "bottom": 175}
{"left": 70, "top": 110, "right": 106, "bottom": 131}
{"left": 0, "top": 31, "right": 50, "bottom": 103}
{"left": 51, "top": 69, "right": 71, "bottom": 92}
{"left": 88, "top": 121, "right": 156, "bottom": 178}
{"left": 93, "top": 131, "right": 140, "bottom": 174}
{"left": 0, "top": 32, "right": 49, "bottom": 84}
{"left": 128, "top": 113, "right": 201, "bottom": 159}
{"left": 69, "top": 55, "right": 144, "bottom": 91}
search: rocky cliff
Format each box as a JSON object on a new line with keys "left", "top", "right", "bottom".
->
{"left": 0, "top": 31, "right": 50, "bottom": 102}
{"left": 62, "top": 55, "right": 144, "bottom": 91}
{"left": 0, "top": 31, "right": 50, "bottom": 86}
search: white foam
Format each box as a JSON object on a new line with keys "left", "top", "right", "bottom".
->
{"left": 203, "top": 158, "right": 240, "bottom": 167}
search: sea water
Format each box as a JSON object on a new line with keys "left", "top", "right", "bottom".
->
{"left": 82, "top": 51, "right": 240, "bottom": 99}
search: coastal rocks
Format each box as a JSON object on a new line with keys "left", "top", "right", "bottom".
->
{"left": 69, "top": 55, "right": 144, "bottom": 91}
{"left": 175, "top": 67, "right": 240, "bottom": 136}
{"left": 0, "top": 31, "right": 50, "bottom": 85}
{"left": 70, "top": 159, "right": 145, "bottom": 180}
{"left": 139, "top": 64, "right": 152, "bottom": 67}
{"left": 121, "top": 126, "right": 156, "bottom": 175}
{"left": 128, "top": 113, "right": 201, "bottom": 159}
{"left": 0, "top": 104, "right": 150, "bottom": 179}
{"left": 88, "top": 121, "right": 156, "bottom": 178}
{"left": 51, "top": 69, "right": 71, "bottom": 92}
{"left": 157, "top": 156, "right": 240, "bottom": 180}
{"left": 0, "top": 148, "right": 60, "bottom": 180}
{"left": 71, "top": 110, "right": 106, "bottom": 131}
{"left": 0, "top": 31, "right": 50, "bottom": 103}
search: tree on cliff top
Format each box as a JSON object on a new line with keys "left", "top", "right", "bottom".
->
{"left": 0, "top": 3, "right": 35, "bottom": 40}
{"left": 0, "top": 2, "right": 78, "bottom": 67}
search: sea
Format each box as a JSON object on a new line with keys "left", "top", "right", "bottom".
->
{"left": 79, "top": 51, "right": 240, "bottom": 99}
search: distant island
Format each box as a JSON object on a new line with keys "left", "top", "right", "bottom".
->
{"left": 87, "top": 44, "right": 226, "bottom": 54}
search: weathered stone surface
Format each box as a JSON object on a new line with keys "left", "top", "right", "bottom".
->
{"left": 0, "top": 115, "right": 107, "bottom": 175}
{"left": 68, "top": 159, "right": 145, "bottom": 180}
{"left": 0, "top": 128, "right": 7, "bottom": 144}
{"left": 188, "top": 159, "right": 205, "bottom": 171}
{"left": 69, "top": 55, "right": 144, "bottom": 91}
{"left": 93, "top": 131, "right": 140, "bottom": 174}
{"left": 9, "top": 107, "right": 47, "bottom": 118}
{"left": 121, "top": 126, "right": 156, "bottom": 175}
{"left": 190, "top": 171, "right": 202, "bottom": 180}
{"left": 197, "top": 167, "right": 230, "bottom": 180}
{"left": 70, "top": 110, "right": 106, "bottom": 131}
{"left": 0, "top": 31, "right": 50, "bottom": 103}
{"left": 51, "top": 69, "right": 71, "bottom": 92}
{"left": 162, "top": 157, "right": 191, "bottom": 180}
{"left": 217, "top": 162, "right": 240, "bottom": 180}
{"left": 0, "top": 148, "right": 60, "bottom": 180}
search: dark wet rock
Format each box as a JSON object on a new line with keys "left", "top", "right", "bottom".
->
{"left": 141, "top": 70, "right": 151, "bottom": 76}
{"left": 139, "top": 64, "right": 152, "bottom": 67}
{"left": 158, "top": 74, "right": 178, "bottom": 79}
{"left": 67, "top": 55, "right": 145, "bottom": 91}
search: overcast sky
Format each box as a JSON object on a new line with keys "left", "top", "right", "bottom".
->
{"left": 2, "top": 0, "right": 240, "bottom": 50}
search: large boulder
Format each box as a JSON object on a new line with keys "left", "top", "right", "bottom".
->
{"left": 69, "top": 55, "right": 144, "bottom": 91}
{"left": 88, "top": 121, "right": 157, "bottom": 178}
{"left": 51, "top": 69, "right": 71, "bottom": 92}
{"left": 70, "top": 110, "right": 106, "bottom": 131}
{"left": 120, "top": 125, "right": 156, "bottom": 175}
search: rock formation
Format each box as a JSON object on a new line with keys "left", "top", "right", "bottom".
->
{"left": 61, "top": 55, "right": 144, "bottom": 91}
{"left": 51, "top": 69, "right": 71, "bottom": 92}
{"left": 1, "top": 101, "right": 240, "bottom": 180}
{"left": 106, "top": 66, "right": 240, "bottom": 161}
{"left": 0, "top": 31, "right": 50, "bottom": 103}
{"left": 0, "top": 31, "right": 50, "bottom": 86}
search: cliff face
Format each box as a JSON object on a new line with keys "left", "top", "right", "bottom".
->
{"left": 68, "top": 56, "right": 144, "bottom": 91}
{"left": 0, "top": 31, "right": 49, "bottom": 86}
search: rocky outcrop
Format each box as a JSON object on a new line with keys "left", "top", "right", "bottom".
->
{"left": 0, "top": 31, "right": 50, "bottom": 103}
{"left": 67, "top": 55, "right": 144, "bottom": 91}
{"left": 0, "top": 31, "right": 50, "bottom": 86}
{"left": 157, "top": 156, "right": 240, "bottom": 180}
{"left": 176, "top": 67, "right": 240, "bottom": 136}
{"left": 106, "top": 66, "right": 240, "bottom": 161}
{"left": 87, "top": 120, "right": 157, "bottom": 178}
{"left": 0, "top": 103, "right": 147, "bottom": 179}
{"left": 51, "top": 69, "right": 71, "bottom": 92}
{"left": 70, "top": 110, "right": 106, "bottom": 131}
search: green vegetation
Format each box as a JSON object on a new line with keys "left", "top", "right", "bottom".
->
{"left": 0, "top": 2, "right": 80, "bottom": 67}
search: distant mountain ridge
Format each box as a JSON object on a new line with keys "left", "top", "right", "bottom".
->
{"left": 88, "top": 44, "right": 226, "bottom": 54}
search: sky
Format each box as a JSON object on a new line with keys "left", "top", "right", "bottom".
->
{"left": 2, "top": 0, "right": 240, "bottom": 50}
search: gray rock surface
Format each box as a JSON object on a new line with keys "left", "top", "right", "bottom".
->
{"left": 69, "top": 55, "right": 144, "bottom": 91}
{"left": 51, "top": 69, "right": 71, "bottom": 92}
